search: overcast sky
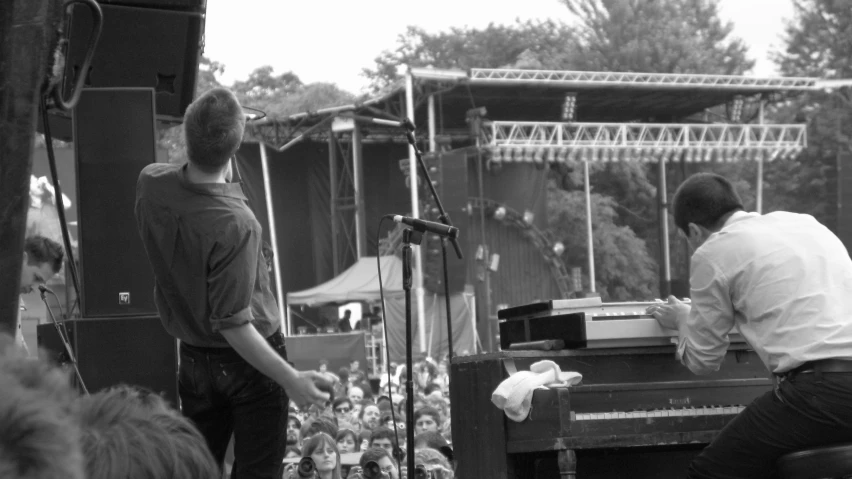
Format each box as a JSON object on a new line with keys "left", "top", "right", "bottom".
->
{"left": 204, "top": 0, "right": 796, "bottom": 94}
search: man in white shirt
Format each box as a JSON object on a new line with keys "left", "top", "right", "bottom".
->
{"left": 648, "top": 173, "right": 852, "bottom": 479}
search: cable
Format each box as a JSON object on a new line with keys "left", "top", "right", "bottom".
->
{"left": 44, "top": 287, "right": 66, "bottom": 320}
{"left": 375, "top": 215, "right": 404, "bottom": 470}
{"left": 40, "top": 288, "right": 88, "bottom": 394}
{"left": 41, "top": 97, "right": 82, "bottom": 315}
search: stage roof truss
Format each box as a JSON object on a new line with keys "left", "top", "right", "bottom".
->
{"left": 468, "top": 68, "right": 820, "bottom": 91}
{"left": 486, "top": 121, "right": 806, "bottom": 163}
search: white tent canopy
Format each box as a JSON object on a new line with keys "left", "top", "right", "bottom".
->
{"left": 286, "top": 256, "right": 406, "bottom": 306}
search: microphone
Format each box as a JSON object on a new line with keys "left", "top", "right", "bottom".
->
{"left": 393, "top": 215, "right": 458, "bottom": 239}
{"left": 38, "top": 284, "right": 50, "bottom": 296}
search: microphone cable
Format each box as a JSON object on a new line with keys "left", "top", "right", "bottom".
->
{"left": 376, "top": 214, "right": 404, "bottom": 470}
{"left": 39, "top": 285, "right": 88, "bottom": 394}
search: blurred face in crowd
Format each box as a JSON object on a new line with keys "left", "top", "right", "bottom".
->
{"left": 377, "top": 456, "right": 399, "bottom": 479}
{"left": 348, "top": 386, "right": 364, "bottom": 404}
{"left": 371, "top": 438, "right": 394, "bottom": 454}
{"left": 415, "top": 414, "right": 439, "bottom": 434}
{"left": 334, "top": 400, "right": 352, "bottom": 421}
{"left": 362, "top": 405, "right": 381, "bottom": 429}
{"left": 438, "top": 362, "right": 447, "bottom": 375}
{"left": 319, "top": 363, "right": 328, "bottom": 373}
{"left": 310, "top": 441, "right": 337, "bottom": 474}
{"left": 286, "top": 418, "right": 300, "bottom": 445}
{"left": 350, "top": 360, "right": 360, "bottom": 371}
{"left": 337, "top": 434, "right": 357, "bottom": 453}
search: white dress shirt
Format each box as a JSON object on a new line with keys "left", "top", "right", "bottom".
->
{"left": 677, "top": 210, "right": 852, "bottom": 375}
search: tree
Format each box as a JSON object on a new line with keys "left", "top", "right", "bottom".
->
{"left": 765, "top": 0, "right": 852, "bottom": 227}
{"left": 363, "top": 21, "right": 575, "bottom": 90}
{"left": 547, "top": 179, "right": 657, "bottom": 301}
{"left": 561, "top": 0, "right": 754, "bottom": 74}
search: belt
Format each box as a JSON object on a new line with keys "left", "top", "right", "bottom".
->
{"left": 778, "top": 358, "right": 852, "bottom": 378}
{"left": 181, "top": 329, "right": 283, "bottom": 355}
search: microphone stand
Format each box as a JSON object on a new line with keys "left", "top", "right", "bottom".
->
{"left": 343, "top": 112, "right": 462, "bottom": 362}
{"left": 401, "top": 227, "right": 422, "bottom": 478}
{"left": 40, "top": 288, "right": 88, "bottom": 394}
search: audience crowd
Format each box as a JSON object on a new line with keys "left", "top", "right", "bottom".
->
{"left": 0, "top": 333, "right": 457, "bottom": 479}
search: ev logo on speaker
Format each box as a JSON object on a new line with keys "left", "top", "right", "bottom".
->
{"left": 119, "top": 292, "right": 131, "bottom": 305}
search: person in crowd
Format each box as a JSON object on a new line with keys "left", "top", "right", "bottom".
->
{"left": 335, "top": 428, "right": 360, "bottom": 454}
{"left": 0, "top": 335, "right": 84, "bottom": 479}
{"left": 135, "top": 87, "right": 329, "bottom": 477}
{"left": 414, "top": 431, "right": 454, "bottom": 467}
{"left": 319, "top": 359, "right": 341, "bottom": 385}
{"left": 301, "top": 432, "right": 342, "bottom": 479}
{"left": 358, "top": 447, "right": 399, "bottom": 479}
{"left": 649, "top": 172, "right": 852, "bottom": 478}
{"left": 368, "top": 427, "right": 398, "bottom": 455}
{"left": 16, "top": 235, "right": 64, "bottom": 355}
{"left": 358, "top": 429, "right": 372, "bottom": 452}
{"left": 287, "top": 415, "right": 302, "bottom": 446}
{"left": 435, "top": 360, "right": 450, "bottom": 395}
{"left": 300, "top": 416, "right": 339, "bottom": 446}
{"left": 414, "top": 407, "right": 441, "bottom": 435}
{"left": 338, "top": 310, "right": 353, "bottom": 333}
{"left": 360, "top": 402, "right": 382, "bottom": 431}
{"left": 332, "top": 397, "right": 353, "bottom": 424}
{"left": 76, "top": 385, "right": 220, "bottom": 479}
{"left": 413, "top": 448, "right": 454, "bottom": 479}
{"left": 348, "top": 385, "right": 365, "bottom": 405}
{"left": 284, "top": 446, "right": 301, "bottom": 459}
{"left": 376, "top": 395, "right": 393, "bottom": 413}
{"left": 347, "top": 360, "right": 367, "bottom": 385}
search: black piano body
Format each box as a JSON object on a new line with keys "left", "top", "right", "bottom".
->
{"left": 450, "top": 345, "right": 773, "bottom": 477}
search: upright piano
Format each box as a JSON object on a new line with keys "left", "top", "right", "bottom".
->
{"left": 449, "top": 298, "right": 773, "bottom": 478}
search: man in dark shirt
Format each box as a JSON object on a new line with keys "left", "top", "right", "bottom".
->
{"left": 135, "top": 87, "right": 329, "bottom": 479}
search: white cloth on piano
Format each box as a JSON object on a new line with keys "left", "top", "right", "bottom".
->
{"left": 491, "top": 360, "right": 582, "bottom": 422}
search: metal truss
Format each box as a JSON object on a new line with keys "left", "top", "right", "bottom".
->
{"left": 485, "top": 122, "right": 807, "bottom": 163}
{"left": 329, "top": 133, "right": 359, "bottom": 275}
{"left": 470, "top": 68, "right": 820, "bottom": 91}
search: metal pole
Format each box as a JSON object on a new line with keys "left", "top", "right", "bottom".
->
{"left": 428, "top": 94, "right": 437, "bottom": 153}
{"left": 659, "top": 154, "right": 671, "bottom": 296}
{"left": 584, "top": 161, "right": 596, "bottom": 293}
{"left": 328, "top": 131, "right": 340, "bottom": 275}
{"left": 757, "top": 100, "right": 765, "bottom": 214}
{"left": 352, "top": 126, "right": 367, "bottom": 257}
{"left": 405, "top": 70, "right": 428, "bottom": 353}
{"left": 259, "top": 144, "right": 287, "bottom": 329}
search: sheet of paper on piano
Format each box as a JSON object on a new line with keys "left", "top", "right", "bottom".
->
{"left": 491, "top": 359, "right": 582, "bottom": 422}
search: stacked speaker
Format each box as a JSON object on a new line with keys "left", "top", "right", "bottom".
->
{"left": 38, "top": 0, "right": 204, "bottom": 405}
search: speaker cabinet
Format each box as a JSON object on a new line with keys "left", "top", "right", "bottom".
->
{"left": 63, "top": 4, "right": 204, "bottom": 122}
{"left": 37, "top": 316, "right": 178, "bottom": 406}
{"left": 73, "top": 88, "right": 157, "bottom": 318}
{"left": 421, "top": 150, "right": 469, "bottom": 294}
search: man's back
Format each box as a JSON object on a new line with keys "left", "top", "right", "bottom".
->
{"left": 135, "top": 163, "right": 280, "bottom": 347}
{"left": 697, "top": 211, "right": 852, "bottom": 372}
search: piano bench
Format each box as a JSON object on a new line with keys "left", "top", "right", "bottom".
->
{"left": 777, "top": 443, "right": 852, "bottom": 479}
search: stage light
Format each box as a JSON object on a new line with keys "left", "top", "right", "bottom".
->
{"left": 475, "top": 244, "right": 485, "bottom": 260}
{"left": 730, "top": 95, "right": 744, "bottom": 122}
{"left": 493, "top": 206, "right": 507, "bottom": 220}
{"left": 492, "top": 148, "right": 503, "bottom": 162}
{"left": 562, "top": 93, "right": 577, "bottom": 121}
{"left": 489, "top": 254, "right": 500, "bottom": 272}
{"left": 552, "top": 242, "right": 565, "bottom": 256}
{"left": 523, "top": 210, "right": 535, "bottom": 226}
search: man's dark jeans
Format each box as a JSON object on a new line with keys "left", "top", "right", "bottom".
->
{"left": 179, "top": 331, "right": 290, "bottom": 479}
{"left": 688, "top": 371, "right": 852, "bottom": 478}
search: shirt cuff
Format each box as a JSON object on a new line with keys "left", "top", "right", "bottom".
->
{"left": 211, "top": 306, "right": 253, "bottom": 332}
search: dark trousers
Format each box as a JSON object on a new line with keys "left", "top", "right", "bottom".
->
{"left": 179, "top": 332, "right": 290, "bottom": 479}
{"left": 688, "top": 371, "right": 852, "bottom": 478}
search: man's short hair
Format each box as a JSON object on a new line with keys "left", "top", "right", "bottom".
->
{"left": 76, "top": 385, "right": 219, "bottom": 479}
{"left": 183, "top": 87, "right": 245, "bottom": 173}
{"left": 414, "top": 406, "right": 440, "bottom": 423}
{"left": 673, "top": 173, "right": 744, "bottom": 235}
{"left": 359, "top": 447, "right": 391, "bottom": 469}
{"left": 369, "top": 426, "right": 397, "bottom": 446}
{"left": 414, "top": 447, "right": 451, "bottom": 470}
{"left": 414, "top": 431, "right": 453, "bottom": 462}
{"left": 0, "top": 335, "right": 85, "bottom": 479}
{"left": 299, "top": 416, "right": 338, "bottom": 442}
{"left": 24, "top": 235, "right": 64, "bottom": 273}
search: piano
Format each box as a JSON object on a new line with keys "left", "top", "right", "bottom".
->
{"left": 449, "top": 298, "right": 773, "bottom": 478}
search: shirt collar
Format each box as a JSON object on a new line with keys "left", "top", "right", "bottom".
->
{"left": 178, "top": 164, "right": 247, "bottom": 201}
{"left": 721, "top": 210, "right": 759, "bottom": 230}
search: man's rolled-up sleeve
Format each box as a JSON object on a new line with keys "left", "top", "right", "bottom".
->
{"left": 208, "top": 226, "right": 260, "bottom": 332}
{"left": 677, "top": 252, "right": 736, "bottom": 375}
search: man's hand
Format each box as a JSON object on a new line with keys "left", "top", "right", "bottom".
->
{"left": 284, "top": 370, "right": 332, "bottom": 409}
{"left": 646, "top": 295, "right": 690, "bottom": 330}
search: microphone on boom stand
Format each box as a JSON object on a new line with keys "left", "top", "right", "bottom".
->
{"left": 39, "top": 284, "right": 88, "bottom": 394}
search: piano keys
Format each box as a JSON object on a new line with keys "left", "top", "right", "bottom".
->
{"left": 451, "top": 298, "right": 774, "bottom": 478}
